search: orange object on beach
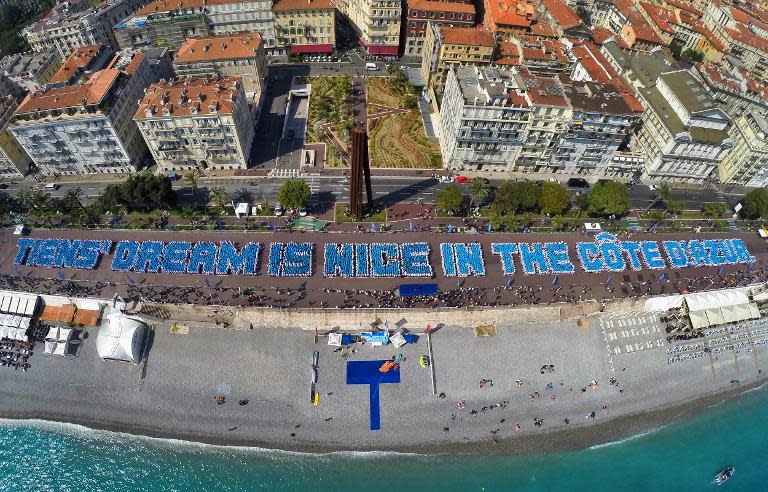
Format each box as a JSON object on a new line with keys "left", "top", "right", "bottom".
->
{"left": 379, "top": 361, "right": 396, "bottom": 373}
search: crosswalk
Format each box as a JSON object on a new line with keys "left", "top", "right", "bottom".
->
{"left": 270, "top": 168, "right": 300, "bottom": 178}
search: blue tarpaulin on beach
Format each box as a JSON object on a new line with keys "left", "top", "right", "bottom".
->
{"left": 398, "top": 283, "right": 438, "bottom": 297}
{"left": 346, "top": 360, "right": 400, "bottom": 431}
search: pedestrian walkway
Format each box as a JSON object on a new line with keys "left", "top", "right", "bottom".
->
{"left": 271, "top": 168, "right": 300, "bottom": 178}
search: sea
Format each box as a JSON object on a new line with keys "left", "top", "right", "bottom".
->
{"left": 1, "top": 385, "right": 767, "bottom": 492}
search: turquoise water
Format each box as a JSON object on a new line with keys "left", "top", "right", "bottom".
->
{"left": 1, "top": 386, "right": 767, "bottom": 492}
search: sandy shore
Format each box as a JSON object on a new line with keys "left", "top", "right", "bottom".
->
{"left": 1, "top": 298, "right": 766, "bottom": 455}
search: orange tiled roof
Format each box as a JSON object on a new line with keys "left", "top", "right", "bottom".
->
{"left": 441, "top": 26, "right": 495, "bottom": 46}
{"left": 528, "top": 18, "right": 558, "bottom": 37}
{"left": 175, "top": 33, "right": 262, "bottom": 63}
{"left": 485, "top": 0, "right": 535, "bottom": 28}
{"left": 570, "top": 40, "right": 644, "bottom": 112}
{"left": 273, "top": 0, "right": 333, "bottom": 11}
{"left": 408, "top": 0, "right": 475, "bottom": 14}
{"left": 16, "top": 69, "right": 120, "bottom": 114}
{"left": 134, "top": 76, "right": 242, "bottom": 119}
{"left": 639, "top": 2, "right": 677, "bottom": 35}
{"left": 124, "top": 51, "right": 145, "bottom": 74}
{"left": 611, "top": 0, "right": 663, "bottom": 45}
{"left": 495, "top": 40, "right": 521, "bottom": 64}
{"left": 664, "top": 0, "right": 702, "bottom": 16}
{"left": 134, "top": 0, "right": 241, "bottom": 15}
{"left": 49, "top": 44, "right": 104, "bottom": 84}
{"left": 591, "top": 26, "right": 613, "bottom": 44}
{"left": 540, "top": 0, "right": 581, "bottom": 29}
{"left": 726, "top": 24, "right": 768, "bottom": 54}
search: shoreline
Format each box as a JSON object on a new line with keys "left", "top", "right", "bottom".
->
{"left": 1, "top": 376, "right": 765, "bottom": 456}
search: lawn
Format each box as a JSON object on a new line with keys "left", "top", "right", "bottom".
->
{"left": 366, "top": 77, "right": 442, "bottom": 169}
{"left": 305, "top": 76, "right": 351, "bottom": 143}
{"left": 334, "top": 203, "right": 388, "bottom": 223}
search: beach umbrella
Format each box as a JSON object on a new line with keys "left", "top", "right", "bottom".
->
{"left": 409, "top": 221, "right": 413, "bottom": 231}
{"left": 718, "top": 265, "right": 725, "bottom": 275}
{"left": 57, "top": 271, "right": 65, "bottom": 281}
{"left": 551, "top": 276, "right": 558, "bottom": 285}
{"left": 447, "top": 225, "right": 453, "bottom": 233}
{"left": 606, "top": 274, "right": 612, "bottom": 285}
{"left": 506, "top": 277, "right": 513, "bottom": 286}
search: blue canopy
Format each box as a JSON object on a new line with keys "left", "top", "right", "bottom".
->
{"left": 398, "top": 283, "right": 438, "bottom": 297}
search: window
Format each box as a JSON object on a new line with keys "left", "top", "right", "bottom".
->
{"left": 440, "top": 12, "right": 444, "bottom": 18}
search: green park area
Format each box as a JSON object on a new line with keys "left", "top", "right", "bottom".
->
{"left": 305, "top": 76, "right": 352, "bottom": 169}
{"left": 366, "top": 72, "right": 442, "bottom": 169}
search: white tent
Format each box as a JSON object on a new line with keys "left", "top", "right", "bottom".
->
{"left": 96, "top": 314, "right": 147, "bottom": 364}
{"left": 685, "top": 290, "right": 758, "bottom": 329}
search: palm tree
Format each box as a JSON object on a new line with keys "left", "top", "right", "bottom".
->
{"left": 16, "top": 190, "right": 34, "bottom": 212}
{"left": 646, "top": 181, "right": 672, "bottom": 212}
{"left": 666, "top": 199, "right": 684, "bottom": 217}
{"left": 63, "top": 187, "right": 84, "bottom": 211}
{"left": 184, "top": 169, "right": 202, "bottom": 205}
{"left": 210, "top": 187, "right": 227, "bottom": 210}
{"left": 468, "top": 177, "right": 490, "bottom": 207}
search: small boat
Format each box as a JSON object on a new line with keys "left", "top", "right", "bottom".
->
{"left": 714, "top": 466, "right": 734, "bottom": 485}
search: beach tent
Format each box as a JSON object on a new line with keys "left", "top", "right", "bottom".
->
{"left": 96, "top": 314, "right": 147, "bottom": 364}
{"left": 684, "top": 290, "right": 758, "bottom": 329}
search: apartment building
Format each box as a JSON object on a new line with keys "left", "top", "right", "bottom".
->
{"left": 174, "top": 33, "right": 267, "bottom": 100}
{"left": 48, "top": 44, "right": 114, "bottom": 87}
{"left": 552, "top": 78, "right": 640, "bottom": 176}
{"left": 692, "top": 63, "right": 768, "bottom": 118}
{"left": 718, "top": 112, "right": 768, "bottom": 186}
{"left": 589, "top": 0, "right": 664, "bottom": 49}
{"left": 403, "top": 0, "right": 475, "bottom": 56}
{"left": 272, "top": 0, "right": 335, "bottom": 55}
{"left": 482, "top": 0, "right": 534, "bottom": 35}
{"left": 632, "top": 70, "right": 733, "bottom": 183}
{"left": 115, "top": 0, "right": 278, "bottom": 52}
{"left": 0, "top": 48, "right": 62, "bottom": 92}
{"left": 439, "top": 65, "right": 531, "bottom": 172}
{"left": 134, "top": 76, "right": 255, "bottom": 172}
{"left": 10, "top": 48, "right": 172, "bottom": 176}
{"left": 0, "top": 75, "right": 30, "bottom": 177}
{"left": 334, "top": 0, "right": 401, "bottom": 56}
{"left": 23, "top": 0, "right": 149, "bottom": 58}
{"left": 421, "top": 24, "right": 495, "bottom": 103}
{"left": 505, "top": 35, "right": 571, "bottom": 75}
{"left": 114, "top": 0, "right": 210, "bottom": 51}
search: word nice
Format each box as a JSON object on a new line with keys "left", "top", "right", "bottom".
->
{"left": 13, "top": 236, "right": 756, "bottom": 278}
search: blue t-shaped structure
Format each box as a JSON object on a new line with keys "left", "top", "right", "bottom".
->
{"left": 346, "top": 360, "right": 401, "bottom": 431}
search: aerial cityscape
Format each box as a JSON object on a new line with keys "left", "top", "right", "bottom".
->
{"left": 0, "top": 0, "right": 767, "bottom": 489}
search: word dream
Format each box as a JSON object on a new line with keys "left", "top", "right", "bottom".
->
{"left": 13, "top": 235, "right": 755, "bottom": 279}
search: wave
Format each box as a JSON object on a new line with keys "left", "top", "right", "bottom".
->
{"left": 587, "top": 425, "right": 667, "bottom": 450}
{"left": 0, "top": 417, "right": 423, "bottom": 459}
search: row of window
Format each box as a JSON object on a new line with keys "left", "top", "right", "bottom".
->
{"left": 409, "top": 10, "right": 472, "bottom": 21}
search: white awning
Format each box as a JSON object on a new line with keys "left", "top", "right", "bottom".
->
{"left": 96, "top": 314, "right": 147, "bottom": 364}
{"left": 685, "top": 289, "right": 759, "bottom": 328}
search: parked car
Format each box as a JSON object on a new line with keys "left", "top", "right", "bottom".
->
{"left": 547, "top": 178, "right": 560, "bottom": 184}
{"left": 274, "top": 203, "right": 284, "bottom": 216}
{"left": 44, "top": 183, "right": 59, "bottom": 191}
{"left": 454, "top": 175, "right": 470, "bottom": 184}
{"left": 298, "top": 206, "right": 308, "bottom": 217}
{"left": 566, "top": 178, "right": 589, "bottom": 188}
{"left": 439, "top": 175, "right": 453, "bottom": 183}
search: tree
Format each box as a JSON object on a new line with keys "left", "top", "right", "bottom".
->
{"left": 63, "top": 187, "right": 84, "bottom": 212}
{"left": 586, "top": 181, "right": 630, "bottom": 217}
{"left": 646, "top": 181, "right": 671, "bottom": 212}
{"left": 0, "top": 191, "right": 12, "bottom": 217}
{"left": 742, "top": 188, "right": 768, "bottom": 219}
{"left": 467, "top": 177, "right": 490, "bottom": 207}
{"left": 680, "top": 49, "right": 705, "bottom": 63}
{"left": 210, "top": 187, "right": 227, "bottom": 209}
{"left": 97, "top": 172, "right": 177, "bottom": 212}
{"left": 184, "top": 169, "right": 202, "bottom": 205}
{"left": 491, "top": 181, "right": 540, "bottom": 215}
{"left": 277, "top": 179, "right": 311, "bottom": 210}
{"left": 539, "top": 182, "right": 569, "bottom": 215}
{"left": 15, "top": 189, "right": 34, "bottom": 211}
{"left": 435, "top": 184, "right": 463, "bottom": 214}
{"left": 703, "top": 202, "right": 726, "bottom": 219}
{"left": 666, "top": 199, "right": 684, "bottom": 216}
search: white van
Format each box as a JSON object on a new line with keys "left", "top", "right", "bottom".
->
{"left": 44, "top": 183, "right": 58, "bottom": 191}
{"left": 365, "top": 62, "right": 377, "bottom": 71}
